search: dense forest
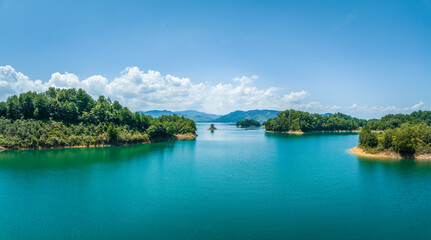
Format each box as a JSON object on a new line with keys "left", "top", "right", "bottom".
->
{"left": 0, "top": 88, "right": 196, "bottom": 149}
{"left": 236, "top": 119, "right": 261, "bottom": 127}
{"left": 359, "top": 111, "right": 431, "bottom": 155}
{"left": 359, "top": 123, "right": 431, "bottom": 155}
{"left": 366, "top": 111, "right": 431, "bottom": 130}
{"left": 264, "top": 109, "right": 366, "bottom": 132}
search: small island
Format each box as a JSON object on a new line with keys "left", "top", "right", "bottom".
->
{"left": 236, "top": 119, "right": 261, "bottom": 128}
{"left": 208, "top": 124, "right": 217, "bottom": 130}
{"left": 0, "top": 88, "right": 197, "bottom": 150}
{"left": 349, "top": 113, "right": 431, "bottom": 160}
{"left": 264, "top": 109, "right": 366, "bottom": 133}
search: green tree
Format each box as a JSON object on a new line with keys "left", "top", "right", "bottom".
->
{"left": 120, "top": 107, "right": 134, "bottom": 126}
{"left": 393, "top": 124, "right": 415, "bottom": 154}
{"left": 381, "top": 129, "right": 394, "bottom": 149}
{"left": 33, "top": 94, "right": 50, "bottom": 119}
{"left": 76, "top": 89, "right": 94, "bottom": 113}
{"left": 0, "top": 102, "right": 7, "bottom": 117}
{"left": 107, "top": 123, "right": 119, "bottom": 142}
{"left": 0, "top": 88, "right": 196, "bottom": 149}
{"left": 147, "top": 124, "right": 169, "bottom": 139}
{"left": 359, "top": 125, "right": 378, "bottom": 148}
{"left": 6, "top": 96, "right": 20, "bottom": 119}
{"left": 236, "top": 119, "right": 261, "bottom": 127}
{"left": 19, "top": 92, "right": 35, "bottom": 119}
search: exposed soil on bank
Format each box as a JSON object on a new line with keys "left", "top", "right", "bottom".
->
{"left": 265, "top": 130, "right": 305, "bottom": 135}
{"left": 349, "top": 146, "right": 431, "bottom": 161}
{"left": 265, "top": 130, "right": 382, "bottom": 134}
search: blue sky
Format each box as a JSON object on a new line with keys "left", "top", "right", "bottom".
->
{"left": 0, "top": 0, "right": 430, "bottom": 118}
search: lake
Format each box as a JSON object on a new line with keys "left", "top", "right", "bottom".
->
{"left": 1, "top": 123, "right": 431, "bottom": 239}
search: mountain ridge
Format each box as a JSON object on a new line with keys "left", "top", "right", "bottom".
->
{"left": 141, "top": 109, "right": 281, "bottom": 122}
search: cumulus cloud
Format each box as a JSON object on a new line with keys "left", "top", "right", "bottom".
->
{"left": 0, "top": 65, "right": 310, "bottom": 114}
{"left": 0, "top": 65, "right": 428, "bottom": 118}
{"left": 405, "top": 101, "right": 425, "bottom": 111}
{"left": 282, "top": 91, "right": 309, "bottom": 103}
{"left": 0, "top": 65, "right": 45, "bottom": 96}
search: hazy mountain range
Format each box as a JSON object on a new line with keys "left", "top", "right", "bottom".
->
{"left": 141, "top": 110, "right": 221, "bottom": 122}
{"left": 140, "top": 110, "right": 281, "bottom": 122}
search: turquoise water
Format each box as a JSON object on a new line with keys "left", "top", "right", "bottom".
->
{"left": 1, "top": 123, "right": 431, "bottom": 239}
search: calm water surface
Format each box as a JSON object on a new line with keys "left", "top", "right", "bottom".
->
{"left": 1, "top": 123, "right": 431, "bottom": 239}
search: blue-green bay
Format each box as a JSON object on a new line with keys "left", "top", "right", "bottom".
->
{"left": 1, "top": 123, "right": 431, "bottom": 239}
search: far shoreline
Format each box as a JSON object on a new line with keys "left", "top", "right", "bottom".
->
{"left": 265, "top": 130, "right": 305, "bottom": 135}
{"left": 265, "top": 130, "right": 383, "bottom": 134}
{"left": 265, "top": 130, "right": 367, "bottom": 135}
{"left": 349, "top": 146, "right": 431, "bottom": 161}
{"left": 0, "top": 134, "right": 197, "bottom": 152}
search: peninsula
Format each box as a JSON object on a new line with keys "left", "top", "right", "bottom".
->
{"left": 349, "top": 111, "right": 431, "bottom": 160}
{"left": 0, "top": 88, "right": 197, "bottom": 150}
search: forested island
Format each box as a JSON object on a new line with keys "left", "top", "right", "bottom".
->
{"left": 264, "top": 109, "right": 366, "bottom": 133}
{"left": 262, "top": 109, "right": 431, "bottom": 159}
{"left": 208, "top": 124, "right": 217, "bottom": 130}
{"left": 351, "top": 111, "right": 431, "bottom": 160}
{"left": 236, "top": 119, "right": 261, "bottom": 127}
{"left": 0, "top": 88, "right": 196, "bottom": 150}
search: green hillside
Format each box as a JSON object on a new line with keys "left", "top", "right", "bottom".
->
{"left": 214, "top": 110, "right": 279, "bottom": 123}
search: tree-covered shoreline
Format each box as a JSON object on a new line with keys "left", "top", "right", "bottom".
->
{"left": 236, "top": 119, "right": 261, "bottom": 127}
{"left": 366, "top": 111, "right": 431, "bottom": 130}
{"left": 264, "top": 109, "right": 366, "bottom": 132}
{"left": 358, "top": 114, "right": 431, "bottom": 156}
{"left": 0, "top": 88, "right": 196, "bottom": 149}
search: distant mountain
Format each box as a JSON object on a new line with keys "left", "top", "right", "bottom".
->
{"left": 141, "top": 109, "right": 280, "bottom": 123}
{"left": 175, "top": 110, "right": 220, "bottom": 120}
{"left": 140, "top": 110, "right": 333, "bottom": 122}
{"left": 141, "top": 110, "right": 175, "bottom": 118}
{"left": 214, "top": 110, "right": 279, "bottom": 123}
{"left": 141, "top": 110, "right": 220, "bottom": 122}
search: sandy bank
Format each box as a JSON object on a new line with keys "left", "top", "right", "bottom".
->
{"left": 349, "top": 146, "right": 431, "bottom": 160}
{"left": 171, "top": 133, "right": 197, "bottom": 141}
{"left": 309, "top": 130, "right": 361, "bottom": 133}
{"left": 0, "top": 134, "right": 197, "bottom": 151}
{"left": 265, "top": 130, "right": 305, "bottom": 135}
{"left": 265, "top": 129, "right": 382, "bottom": 134}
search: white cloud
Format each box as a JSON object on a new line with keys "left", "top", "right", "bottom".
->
{"left": 0, "top": 65, "right": 428, "bottom": 118}
{"left": 81, "top": 75, "right": 109, "bottom": 95}
{"left": 232, "top": 75, "right": 257, "bottom": 85}
{"left": 282, "top": 91, "right": 309, "bottom": 103}
{"left": 47, "top": 72, "right": 81, "bottom": 89}
{"left": 0, "top": 65, "right": 45, "bottom": 96}
{"left": 405, "top": 101, "right": 425, "bottom": 111}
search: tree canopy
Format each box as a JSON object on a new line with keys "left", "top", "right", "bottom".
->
{"left": 367, "top": 111, "right": 431, "bottom": 130}
{"left": 359, "top": 123, "right": 431, "bottom": 155}
{"left": 0, "top": 88, "right": 196, "bottom": 149}
{"left": 236, "top": 119, "right": 261, "bottom": 127}
{"left": 264, "top": 109, "right": 366, "bottom": 132}
{"left": 358, "top": 111, "right": 431, "bottom": 155}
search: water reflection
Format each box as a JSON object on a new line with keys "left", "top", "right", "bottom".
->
{"left": 358, "top": 156, "right": 431, "bottom": 171}
{"left": 0, "top": 141, "right": 196, "bottom": 170}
